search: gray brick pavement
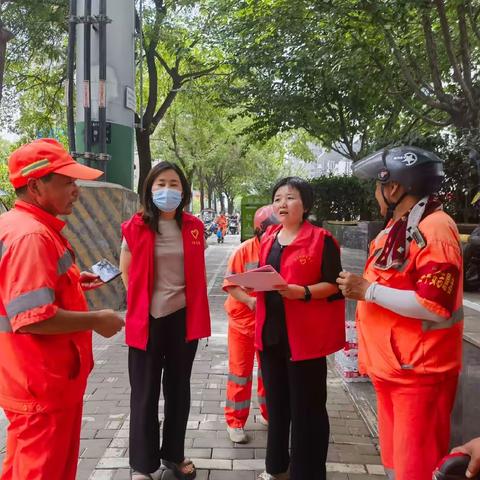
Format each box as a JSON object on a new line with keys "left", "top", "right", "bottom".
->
{"left": 0, "top": 235, "right": 386, "bottom": 479}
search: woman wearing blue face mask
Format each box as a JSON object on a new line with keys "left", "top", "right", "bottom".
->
{"left": 120, "top": 162, "right": 211, "bottom": 480}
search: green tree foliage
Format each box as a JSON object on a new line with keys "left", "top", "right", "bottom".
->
{"left": 310, "top": 175, "right": 378, "bottom": 222}
{"left": 152, "top": 89, "right": 304, "bottom": 212}
{"left": 0, "top": 137, "right": 14, "bottom": 208}
{"left": 218, "top": 0, "right": 480, "bottom": 157}
{"left": 135, "top": 0, "right": 225, "bottom": 190}
{"left": 0, "top": 1, "right": 68, "bottom": 136}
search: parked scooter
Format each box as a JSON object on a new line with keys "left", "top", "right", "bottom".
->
{"left": 228, "top": 216, "right": 239, "bottom": 235}
{"left": 464, "top": 192, "right": 480, "bottom": 291}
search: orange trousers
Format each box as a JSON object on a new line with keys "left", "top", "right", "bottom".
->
{"left": 372, "top": 374, "right": 458, "bottom": 480}
{"left": 225, "top": 325, "right": 268, "bottom": 428}
{"left": 0, "top": 402, "right": 83, "bottom": 480}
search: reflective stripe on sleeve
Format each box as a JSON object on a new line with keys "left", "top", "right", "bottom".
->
{"left": 228, "top": 373, "right": 252, "bottom": 386}
{"left": 57, "top": 250, "right": 73, "bottom": 275}
{"left": 5, "top": 287, "right": 55, "bottom": 318}
{"left": 245, "top": 261, "right": 258, "bottom": 271}
{"left": 225, "top": 399, "right": 251, "bottom": 410}
{"left": 0, "top": 316, "right": 12, "bottom": 333}
{"left": 0, "top": 240, "right": 5, "bottom": 261}
{"left": 422, "top": 306, "right": 463, "bottom": 332}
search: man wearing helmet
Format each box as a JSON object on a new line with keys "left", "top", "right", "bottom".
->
{"left": 222, "top": 205, "right": 279, "bottom": 443}
{"left": 337, "top": 146, "right": 463, "bottom": 480}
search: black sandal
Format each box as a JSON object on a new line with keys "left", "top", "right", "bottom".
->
{"left": 162, "top": 458, "right": 196, "bottom": 480}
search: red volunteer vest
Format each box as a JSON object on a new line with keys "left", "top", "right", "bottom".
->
{"left": 121, "top": 212, "right": 211, "bottom": 350}
{"left": 255, "top": 221, "right": 345, "bottom": 361}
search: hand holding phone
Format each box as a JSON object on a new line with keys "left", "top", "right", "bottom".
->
{"left": 80, "top": 271, "right": 104, "bottom": 291}
{"left": 91, "top": 259, "right": 122, "bottom": 283}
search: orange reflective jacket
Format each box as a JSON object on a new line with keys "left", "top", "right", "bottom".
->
{"left": 0, "top": 201, "right": 93, "bottom": 413}
{"left": 222, "top": 236, "right": 260, "bottom": 335}
{"left": 356, "top": 210, "right": 463, "bottom": 382}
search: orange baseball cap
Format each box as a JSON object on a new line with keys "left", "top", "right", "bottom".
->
{"left": 9, "top": 138, "right": 103, "bottom": 188}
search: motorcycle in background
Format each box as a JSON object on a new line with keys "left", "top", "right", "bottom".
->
{"left": 228, "top": 215, "right": 239, "bottom": 235}
{"left": 464, "top": 192, "right": 480, "bottom": 291}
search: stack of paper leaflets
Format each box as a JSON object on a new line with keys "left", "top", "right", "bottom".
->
{"left": 225, "top": 265, "right": 287, "bottom": 291}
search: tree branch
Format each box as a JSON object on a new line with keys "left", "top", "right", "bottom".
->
{"left": 420, "top": 7, "right": 448, "bottom": 101}
{"left": 433, "top": 0, "right": 476, "bottom": 110}
{"left": 151, "top": 88, "right": 180, "bottom": 130}
{"left": 180, "top": 65, "right": 218, "bottom": 83}
{"left": 466, "top": 1, "right": 480, "bottom": 41}
{"left": 394, "top": 93, "right": 451, "bottom": 127}
{"left": 142, "top": 44, "right": 158, "bottom": 129}
{"left": 382, "top": 26, "right": 448, "bottom": 111}
{"left": 457, "top": 1, "right": 473, "bottom": 93}
{"left": 155, "top": 52, "right": 172, "bottom": 76}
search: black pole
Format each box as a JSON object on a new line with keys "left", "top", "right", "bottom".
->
{"left": 98, "top": 0, "right": 107, "bottom": 178}
{"left": 67, "top": 0, "right": 77, "bottom": 153}
{"left": 83, "top": 0, "right": 92, "bottom": 166}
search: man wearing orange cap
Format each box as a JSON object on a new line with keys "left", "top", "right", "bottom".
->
{"left": 223, "top": 205, "right": 279, "bottom": 444}
{"left": 0, "top": 138, "right": 125, "bottom": 480}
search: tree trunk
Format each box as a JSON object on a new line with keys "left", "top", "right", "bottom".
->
{"left": 207, "top": 184, "right": 213, "bottom": 209}
{"left": 199, "top": 175, "right": 205, "bottom": 211}
{"left": 219, "top": 191, "right": 225, "bottom": 213}
{"left": 226, "top": 195, "right": 234, "bottom": 214}
{"left": 0, "top": 23, "right": 14, "bottom": 107}
{"left": 136, "top": 127, "right": 152, "bottom": 193}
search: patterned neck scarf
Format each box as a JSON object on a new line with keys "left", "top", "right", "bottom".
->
{"left": 374, "top": 196, "right": 442, "bottom": 270}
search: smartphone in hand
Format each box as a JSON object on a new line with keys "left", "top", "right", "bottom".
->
{"left": 91, "top": 259, "right": 121, "bottom": 283}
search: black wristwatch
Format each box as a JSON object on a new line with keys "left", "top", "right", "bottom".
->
{"left": 303, "top": 286, "right": 312, "bottom": 302}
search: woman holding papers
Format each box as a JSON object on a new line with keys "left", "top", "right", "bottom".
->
{"left": 255, "top": 177, "right": 345, "bottom": 480}
{"left": 120, "top": 162, "right": 211, "bottom": 480}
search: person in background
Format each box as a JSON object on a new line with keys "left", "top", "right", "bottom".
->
{"left": 0, "top": 138, "right": 125, "bottom": 480}
{"left": 120, "top": 161, "right": 210, "bottom": 480}
{"left": 216, "top": 226, "right": 224, "bottom": 244}
{"left": 223, "top": 205, "right": 279, "bottom": 444}
{"left": 255, "top": 177, "right": 345, "bottom": 480}
{"left": 337, "top": 146, "right": 463, "bottom": 480}
{"left": 217, "top": 212, "right": 227, "bottom": 237}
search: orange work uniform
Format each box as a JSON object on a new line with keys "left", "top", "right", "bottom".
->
{"left": 223, "top": 236, "right": 267, "bottom": 428}
{"left": 356, "top": 209, "right": 463, "bottom": 480}
{"left": 0, "top": 201, "right": 93, "bottom": 480}
{"left": 217, "top": 215, "right": 227, "bottom": 236}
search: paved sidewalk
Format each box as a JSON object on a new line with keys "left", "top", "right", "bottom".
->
{"left": 0, "top": 235, "right": 386, "bottom": 479}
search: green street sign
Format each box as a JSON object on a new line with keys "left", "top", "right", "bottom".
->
{"left": 240, "top": 195, "right": 269, "bottom": 242}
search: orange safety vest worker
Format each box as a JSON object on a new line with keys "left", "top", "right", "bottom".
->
{"left": 349, "top": 146, "right": 464, "bottom": 480}
{"left": 0, "top": 138, "right": 114, "bottom": 480}
{"left": 217, "top": 215, "right": 227, "bottom": 235}
{"left": 356, "top": 210, "right": 463, "bottom": 480}
{"left": 0, "top": 201, "right": 94, "bottom": 480}
{"left": 223, "top": 235, "right": 268, "bottom": 429}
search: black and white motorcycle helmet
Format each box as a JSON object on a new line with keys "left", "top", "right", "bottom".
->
{"left": 352, "top": 146, "right": 445, "bottom": 196}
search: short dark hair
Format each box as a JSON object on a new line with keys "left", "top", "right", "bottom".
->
{"left": 15, "top": 173, "right": 55, "bottom": 197}
{"left": 141, "top": 161, "right": 192, "bottom": 233}
{"left": 271, "top": 176, "right": 314, "bottom": 220}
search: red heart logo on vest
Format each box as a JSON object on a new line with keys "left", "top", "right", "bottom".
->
{"left": 191, "top": 229, "right": 199, "bottom": 240}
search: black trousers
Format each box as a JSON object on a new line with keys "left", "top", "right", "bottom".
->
{"left": 259, "top": 345, "right": 329, "bottom": 480}
{"left": 129, "top": 309, "right": 198, "bottom": 473}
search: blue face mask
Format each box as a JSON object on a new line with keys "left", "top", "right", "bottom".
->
{"left": 151, "top": 188, "right": 182, "bottom": 212}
